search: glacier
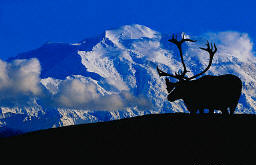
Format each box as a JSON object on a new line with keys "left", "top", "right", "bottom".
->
{"left": 1, "top": 24, "right": 256, "bottom": 136}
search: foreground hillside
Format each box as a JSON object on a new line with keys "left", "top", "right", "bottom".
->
{"left": 1, "top": 113, "right": 255, "bottom": 164}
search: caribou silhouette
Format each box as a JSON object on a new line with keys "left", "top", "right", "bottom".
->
{"left": 157, "top": 34, "right": 242, "bottom": 115}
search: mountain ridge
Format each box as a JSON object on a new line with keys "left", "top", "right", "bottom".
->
{"left": 0, "top": 24, "right": 256, "bottom": 136}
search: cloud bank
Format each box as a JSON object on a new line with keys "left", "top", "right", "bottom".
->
{"left": 0, "top": 58, "right": 150, "bottom": 110}
{"left": 51, "top": 78, "right": 151, "bottom": 110}
{"left": 203, "top": 31, "right": 254, "bottom": 61}
{"left": 0, "top": 58, "right": 42, "bottom": 106}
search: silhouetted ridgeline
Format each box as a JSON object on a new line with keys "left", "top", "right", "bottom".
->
{"left": 1, "top": 113, "right": 256, "bottom": 164}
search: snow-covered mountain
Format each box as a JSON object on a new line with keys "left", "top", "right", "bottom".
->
{"left": 1, "top": 24, "right": 256, "bottom": 135}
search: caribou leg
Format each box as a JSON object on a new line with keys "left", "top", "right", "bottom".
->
{"left": 229, "top": 106, "right": 236, "bottom": 115}
{"left": 208, "top": 109, "right": 214, "bottom": 115}
{"left": 221, "top": 108, "right": 229, "bottom": 116}
{"left": 189, "top": 108, "right": 197, "bottom": 115}
{"left": 199, "top": 109, "right": 204, "bottom": 114}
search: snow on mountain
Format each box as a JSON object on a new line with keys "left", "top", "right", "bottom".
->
{"left": 1, "top": 24, "right": 256, "bottom": 135}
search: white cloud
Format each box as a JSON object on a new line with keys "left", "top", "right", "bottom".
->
{"left": 0, "top": 57, "right": 151, "bottom": 110}
{"left": 55, "top": 79, "right": 99, "bottom": 108}
{"left": 104, "top": 77, "right": 129, "bottom": 91}
{"left": 0, "top": 60, "right": 8, "bottom": 89}
{"left": 0, "top": 58, "right": 42, "bottom": 105}
{"left": 203, "top": 31, "right": 254, "bottom": 61}
{"left": 52, "top": 78, "right": 151, "bottom": 111}
{"left": 0, "top": 58, "right": 42, "bottom": 94}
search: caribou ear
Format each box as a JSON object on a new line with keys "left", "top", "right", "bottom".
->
{"left": 165, "top": 78, "right": 176, "bottom": 93}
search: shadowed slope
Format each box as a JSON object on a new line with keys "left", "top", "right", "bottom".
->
{"left": 1, "top": 113, "right": 255, "bottom": 164}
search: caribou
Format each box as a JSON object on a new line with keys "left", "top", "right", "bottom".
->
{"left": 157, "top": 34, "right": 242, "bottom": 115}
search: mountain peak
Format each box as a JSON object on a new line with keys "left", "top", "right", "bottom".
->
{"left": 2, "top": 24, "right": 256, "bottom": 136}
{"left": 105, "top": 24, "right": 160, "bottom": 46}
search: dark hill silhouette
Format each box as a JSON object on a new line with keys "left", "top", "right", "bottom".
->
{"left": 1, "top": 113, "right": 255, "bottom": 164}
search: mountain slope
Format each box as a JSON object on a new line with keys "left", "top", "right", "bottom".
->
{"left": 1, "top": 24, "right": 256, "bottom": 135}
{"left": 1, "top": 113, "right": 255, "bottom": 164}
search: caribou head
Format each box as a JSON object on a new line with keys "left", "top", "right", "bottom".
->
{"left": 157, "top": 34, "right": 217, "bottom": 101}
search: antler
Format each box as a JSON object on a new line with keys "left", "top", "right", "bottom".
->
{"left": 168, "top": 34, "right": 196, "bottom": 79}
{"left": 168, "top": 33, "right": 196, "bottom": 46}
{"left": 157, "top": 66, "right": 180, "bottom": 79}
{"left": 157, "top": 34, "right": 196, "bottom": 80}
{"left": 186, "top": 41, "right": 217, "bottom": 80}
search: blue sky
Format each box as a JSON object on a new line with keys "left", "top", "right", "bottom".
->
{"left": 0, "top": 0, "right": 255, "bottom": 59}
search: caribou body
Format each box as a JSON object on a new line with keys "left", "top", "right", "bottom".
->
{"left": 157, "top": 34, "right": 242, "bottom": 115}
{"left": 166, "top": 74, "right": 242, "bottom": 115}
